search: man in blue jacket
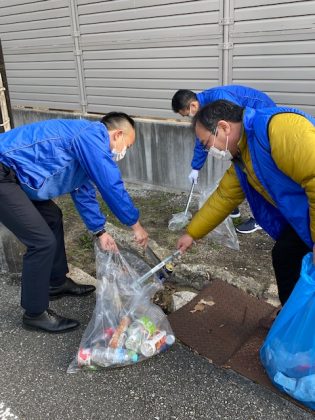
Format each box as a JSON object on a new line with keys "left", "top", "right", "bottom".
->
{"left": 171, "top": 85, "right": 276, "bottom": 233}
{"left": 0, "top": 112, "right": 148, "bottom": 333}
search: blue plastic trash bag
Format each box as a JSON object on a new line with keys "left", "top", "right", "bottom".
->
{"left": 260, "top": 252, "right": 315, "bottom": 410}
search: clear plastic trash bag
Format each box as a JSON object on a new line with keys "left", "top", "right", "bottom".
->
{"left": 168, "top": 211, "right": 192, "bottom": 231}
{"left": 67, "top": 244, "right": 175, "bottom": 373}
{"left": 198, "top": 186, "right": 239, "bottom": 250}
{"left": 168, "top": 182, "right": 195, "bottom": 232}
{"left": 260, "top": 252, "right": 315, "bottom": 409}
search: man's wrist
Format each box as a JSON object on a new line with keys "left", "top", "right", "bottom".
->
{"left": 131, "top": 221, "right": 140, "bottom": 230}
{"left": 94, "top": 228, "right": 106, "bottom": 238}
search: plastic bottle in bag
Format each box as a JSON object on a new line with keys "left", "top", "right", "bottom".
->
{"left": 141, "top": 332, "right": 175, "bottom": 357}
{"left": 77, "top": 347, "right": 92, "bottom": 367}
{"left": 116, "top": 332, "right": 128, "bottom": 348}
{"left": 125, "top": 321, "right": 150, "bottom": 352}
{"left": 274, "top": 371, "right": 297, "bottom": 392}
{"left": 294, "top": 374, "right": 315, "bottom": 402}
{"left": 90, "top": 327, "right": 115, "bottom": 348}
{"left": 125, "top": 331, "right": 143, "bottom": 352}
{"left": 274, "top": 371, "right": 315, "bottom": 402}
{"left": 140, "top": 331, "right": 167, "bottom": 357}
{"left": 91, "top": 347, "right": 138, "bottom": 366}
{"left": 109, "top": 316, "right": 131, "bottom": 349}
{"left": 143, "top": 306, "right": 166, "bottom": 330}
{"left": 138, "top": 316, "right": 157, "bottom": 334}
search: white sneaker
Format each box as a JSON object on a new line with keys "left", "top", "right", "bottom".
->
{"left": 230, "top": 208, "right": 241, "bottom": 219}
{"left": 236, "top": 217, "right": 262, "bottom": 234}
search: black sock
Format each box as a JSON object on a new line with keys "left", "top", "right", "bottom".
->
{"left": 25, "top": 311, "right": 44, "bottom": 318}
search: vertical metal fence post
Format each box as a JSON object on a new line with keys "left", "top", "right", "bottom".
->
{"left": 69, "top": 0, "right": 87, "bottom": 115}
{"left": 219, "top": 0, "right": 234, "bottom": 86}
{"left": 0, "top": 39, "right": 13, "bottom": 132}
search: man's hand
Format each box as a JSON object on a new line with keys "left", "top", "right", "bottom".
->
{"left": 188, "top": 169, "right": 199, "bottom": 185}
{"left": 98, "top": 232, "right": 119, "bottom": 253}
{"left": 177, "top": 233, "right": 194, "bottom": 254}
{"left": 132, "top": 221, "right": 149, "bottom": 248}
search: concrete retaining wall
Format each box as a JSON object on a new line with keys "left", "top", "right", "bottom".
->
{"left": 12, "top": 108, "right": 229, "bottom": 192}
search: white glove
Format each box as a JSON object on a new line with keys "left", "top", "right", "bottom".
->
{"left": 188, "top": 169, "right": 199, "bottom": 184}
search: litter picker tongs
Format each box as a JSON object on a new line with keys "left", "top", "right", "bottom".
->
{"left": 136, "top": 250, "right": 181, "bottom": 285}
{"left": 184, "top": 181, "right": 195, "bottom": 217}
{"left": 145, "top": 245, "right": 171, "bottom": 281}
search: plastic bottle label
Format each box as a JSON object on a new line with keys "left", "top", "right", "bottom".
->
{"left": 138, "top": 316, "right": 156, "bottom": 335}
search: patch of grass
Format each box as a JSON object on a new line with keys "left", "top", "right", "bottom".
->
{"left": 232, "top": 217, "right": 243, "bottom": 226}
{"left": 78, "top": 233, "right": 94, "bottom": 250}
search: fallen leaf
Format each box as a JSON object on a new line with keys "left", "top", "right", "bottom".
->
{"left": 190, "top": 303, "right": 205, "bottom": 313}
{"left": 200, "top": 298, "right": 215, "bottom": 306}
{"left": 190, "top": 298, "right": 215, "bottom": 313}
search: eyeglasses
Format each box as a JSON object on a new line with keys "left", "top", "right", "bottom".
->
{"left": 202, "top": 132, "right": 215, "bottom": 152}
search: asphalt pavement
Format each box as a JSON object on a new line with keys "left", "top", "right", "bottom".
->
{"left": 0, "top": 276, "right": 313, "bottom": 420}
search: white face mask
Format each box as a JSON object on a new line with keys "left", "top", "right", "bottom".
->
{"left": 208, "top": 145, "right": 233, "bottom": 161}
{"left": 188, "top": 105, "right": 197, "bottom": 119}
{"left": 112, "top": 146, "right": 127, "bottom": 162}
{"left": 207, "top": 128, "right": 233, "bottom": 161}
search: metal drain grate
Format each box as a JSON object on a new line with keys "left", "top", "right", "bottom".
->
{"left": 168, "top": 279, "right": 274, "bottom": 365}
{"left": 168, "top": 280, "right": 313, "bottom": 413}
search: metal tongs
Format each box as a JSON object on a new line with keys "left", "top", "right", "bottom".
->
{"left": 137, "top": 250, "right": 181, "bottom": 285}
{"left": 145, "top": 245, "right": 171, "bottom": 281}
{"left": 183, "top": 181, "right": 195, "bottom": 217}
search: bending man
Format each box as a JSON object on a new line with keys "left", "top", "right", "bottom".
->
{"left": 177, "top": 100, "right": 315, "bottom": 309}
{"left": 0, "top": 112, "right": 148, "bottom": 333}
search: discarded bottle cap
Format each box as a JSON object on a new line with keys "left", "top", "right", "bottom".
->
{"left": 165, "top": 334, "right": 175, "bottom": 345}
{"left": 165, "top": 262, "right": 174, "bottom": 273}
{"left": 129, "top": 352, "right": 139, "bottom": 363}
{"left": 78, "top": 347, "right": 92, "bottom": 367}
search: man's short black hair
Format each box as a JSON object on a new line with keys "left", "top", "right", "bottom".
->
{"left": 171, "top": 89, "right": 197, "bottom": 113}
{"left": 100, "top": 112, "right": 135, "bottom": 130}
{"left": 192, "top": 100, "right": 244, "bottom": 133}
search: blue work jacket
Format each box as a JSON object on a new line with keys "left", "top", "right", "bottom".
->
{"left": 0, "top": 119, "right": 139, "bottom": 232}
{"left": 234, "top": 106, "right": 315, "bottom": 248}
{"left": 192, "top": 85, "right": 276, "bottom": 170}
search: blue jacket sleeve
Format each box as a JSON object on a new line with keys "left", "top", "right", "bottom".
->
{"left": 71, "top": 181, "right": 106, "bottom": 233}
{"left": 191, "top": 138, "right": 208, "bottom": 170}
{"left": 71, "top": 123, "right": 140, "bottom": 229}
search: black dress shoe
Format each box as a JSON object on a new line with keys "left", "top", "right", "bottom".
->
{"left": 23, "top": 309, "right": 80, "bottom": 333}
{"left": 49, "top": 277, "right": 96, "bottom": 301}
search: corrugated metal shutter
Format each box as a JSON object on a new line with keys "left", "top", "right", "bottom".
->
{"left": 0, "top": 0, "right": 81, "bottom": 111}
{"left": 78, "top": 0, "right": 222, "bottom": 118}
{"left": 231, "top": 0, "right": 315, "bottom": 115}
{"left": 1, "top": 1, "right": 314, "bottom": 117}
